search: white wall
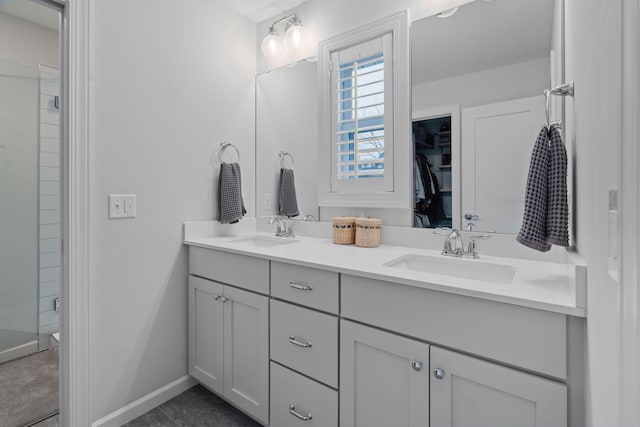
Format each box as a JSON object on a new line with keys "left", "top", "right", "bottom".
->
{"left": 0, "top": 13, "right": 58, "bottom": 69}
{"left": 38, "top": 65, "right": 61, "bottom": 339}
{"left": 565, "top": 0, "right": 623, "bottom": 425}
{"left": 256, "top": 0, "right": 475, "bottom": 73}
{"left": 412, "top": 57, "right": 550, "bottom": 112}
{"left": 87, "top": 0, "right": 256, "bottom": 421}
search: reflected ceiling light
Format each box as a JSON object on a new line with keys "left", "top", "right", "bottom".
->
{"left": 261, "top": 13, "right": 306, "bottom": 59}
{"left": 436, "top": 7, "right": 459, "bottom": 18}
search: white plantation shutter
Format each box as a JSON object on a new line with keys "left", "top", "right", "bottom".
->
{"left": 330, "top": 33, "right": 394, "bottom": 192}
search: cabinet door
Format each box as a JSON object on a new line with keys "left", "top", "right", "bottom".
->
{"left": 223, "top": 285, "right": 269, "bottom": 425}
{"left": 340, "top": 320, "right": 429, "bottom": 427}
{"left": 188, "top": 276, "right": 224, "bottom": 395}
{"left": 431, "top": 346, "right": 567, "bottom": 427}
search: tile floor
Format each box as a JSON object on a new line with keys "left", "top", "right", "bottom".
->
{"left": 31, "top": 385, "right": 261, "bottom": 427}
{"left": 0, "top": 347, "right": 59, "bottom": 427}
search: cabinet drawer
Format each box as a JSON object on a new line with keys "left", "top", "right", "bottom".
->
{"left": 342, "top": 274, "right": 567, "bottom": 379}
{"left": 189, "top": 246, "right": 269, "bottom": 295}
{"left": 270, "top": 299, "right": 338, "bottom": 388}
{"left": 270, "top": 362, "right": 338, "bottom": 427}
{"left": 271, "top": 261, "right": 339, "bottom": 314}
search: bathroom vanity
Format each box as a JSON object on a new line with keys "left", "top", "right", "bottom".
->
{"left": 184, "top": 222, "right": 585, "bottom": 427}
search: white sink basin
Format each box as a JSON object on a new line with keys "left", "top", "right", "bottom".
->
{"left": 384, "top": 254, "right": 516, "bottom": 284}
{"left": 227, "top": 235, "right": 299, "bottom": 248}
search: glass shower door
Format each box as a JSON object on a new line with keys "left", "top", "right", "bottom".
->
{"left": 0, "top": 58, "right": 61, "bottom": 362}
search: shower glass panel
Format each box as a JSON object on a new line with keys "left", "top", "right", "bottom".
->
{"left": 0, "top": 57, "right": 61, "bottom": 361}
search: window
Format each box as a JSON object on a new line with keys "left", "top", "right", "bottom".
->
{"left": 331, "top": 34, "right": 392, "bottom": 192}
{"left": 318, "top": 12, "right": 410, "bottom": 208}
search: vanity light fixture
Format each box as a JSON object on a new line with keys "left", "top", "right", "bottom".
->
{"left": 261, "top": 13, "right": 307, "bottom": 59}
{"left": 436, "top": 7, "right": 459, "bottom": 18}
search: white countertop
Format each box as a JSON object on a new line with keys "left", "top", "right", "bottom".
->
{"left": 184, "top": 228, "right": 586, "bottom": 318}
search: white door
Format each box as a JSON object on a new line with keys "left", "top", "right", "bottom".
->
{"left": 430, "top": 346, "right": 567, "bottom": 427}
{"left": 461, "top": 95, "right": 546, "bottom": 233}
{"left": 188, "top": 276, "right": 224, "bottom": 395}
{"left": 340, "top": 320, "right": 429, "bottom": 427}
{"left": 223, "top": 285, "right": 269, "bottom": 424}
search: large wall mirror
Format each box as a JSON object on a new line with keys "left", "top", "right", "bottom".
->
{"left": 256, "top": 0, "right": 565, "bottom": 234}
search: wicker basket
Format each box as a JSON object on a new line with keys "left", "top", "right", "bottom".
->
{"left": 332, "top": 217, "right": 356, "bottom": 245}
{"left": 355, "top": 217, "right": 382, "bottom": 248}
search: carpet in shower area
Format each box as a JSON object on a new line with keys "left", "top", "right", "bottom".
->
{"left": 0, "top": 347, "right": 59, "bottom": 427}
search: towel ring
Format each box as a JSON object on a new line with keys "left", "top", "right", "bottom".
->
{"left": 279, "top": 151, "right": 294, "bottom": 169}
{"left": 219, "top": 141, "right": 240, "bottom": 163}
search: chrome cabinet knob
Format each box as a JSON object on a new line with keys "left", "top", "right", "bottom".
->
{"left": 433, "top": 367, "right": 444, "bottom": 379}
{"left": 411, "top": 360, "right": 423, "bottom": 371}
{"left": 212, "top": 294, "right": 221, "bottom": 300}
{"left": 464, "top": 213, "right": 479, "bottom": 220}
{"left": 219, "top": 296, "right": 229, "bottom": 303}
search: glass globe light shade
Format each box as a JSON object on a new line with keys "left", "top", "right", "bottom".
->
{"left": 285, "top": 23, "right": 307, "bottom": 51}
{"left": 261, "top": 32, "right": 284, "bottom": 58}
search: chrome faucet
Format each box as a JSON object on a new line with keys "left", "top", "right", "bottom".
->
{"left": 268, "top": 217, "right": 296, "bottom": 238}
{"left": 434, "top": 228, "right": 490, "bottom": 259}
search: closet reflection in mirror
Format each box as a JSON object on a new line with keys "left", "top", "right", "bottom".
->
{"left": 412, "top": 0, "right": 562, "bottom": 233}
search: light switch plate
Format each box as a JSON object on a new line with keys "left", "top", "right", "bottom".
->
{"left": 109, "top": 194, "right": 136, "bottom": 219}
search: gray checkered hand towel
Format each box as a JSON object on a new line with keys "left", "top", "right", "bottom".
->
{"left": 278, "top": 168, "right": 299, "bottom": 218}
{"left": 218, "top": 162, "right": 246, "bottom": 224}
{"left": 516, "top": 127, "right": 552, "bottom": 252}
{"left": 546, "top": 126, "right": 569, "bottom": 246}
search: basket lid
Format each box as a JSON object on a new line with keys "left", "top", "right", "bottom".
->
{"left": 332, "top": 216, "right": 356, "bottom": 225}
{"left": 355, "top": 217, "right": 383, "bottom": 226}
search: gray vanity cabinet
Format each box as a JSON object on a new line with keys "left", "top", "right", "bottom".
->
{"left": 430, "top": 346, "right": 567, "bottom": 427}
{"left": 340, "top": 320, "right": 430, "bottom": 427}
{"left": 189, "top": 276, "right": 224, "bottom": 395}
{"left": 188, "top": 252, "right": 269, "bottom": 425}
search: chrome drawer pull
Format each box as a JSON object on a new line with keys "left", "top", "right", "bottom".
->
{"left": 289, "top": 281, "right": 313, "bottom": 291}
{"left": 289, "top": 404, "right": 312, "bottom": 421}
{"left": 288, "top": 335, "right": 312, "bottom": 348}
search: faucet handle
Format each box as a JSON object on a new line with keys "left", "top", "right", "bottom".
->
{"left": 469, "top": 233, "right": 491, "bottom": 240}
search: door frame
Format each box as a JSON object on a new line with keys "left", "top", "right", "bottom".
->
{"left": 621, "top": 0, "right": 640, "bottom": 425}
{"left": 34, "top": 0, "right": 91, "bottom": 425}
{"left": 412, "top": 105, "right": 461, "bottom": 230}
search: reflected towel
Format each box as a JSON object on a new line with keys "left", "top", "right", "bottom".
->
{"left": 546, "top": 126, "right": 569, "bottom": 246}
{"left": 516, "top": 127, "right": 552, "bottom": 252}
{"left": 218, "top": 162, "right": 246, "bottom": 224}
{"left": 278, "top": 168, "right": 299, "bottom": 218}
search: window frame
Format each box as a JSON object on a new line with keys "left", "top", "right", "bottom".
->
{"left": 318, "top": 11, "right": 410, "bottom": 209}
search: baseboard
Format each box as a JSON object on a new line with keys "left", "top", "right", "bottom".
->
{"left": 0, "top": 340, "right": 38, "bottom": 364}
{"left": 91, "top": 375, "right": 197, "bottom": 427}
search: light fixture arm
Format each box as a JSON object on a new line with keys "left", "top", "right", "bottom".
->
{"left": 268, "top": 13, "right": 302, "bottom": 34}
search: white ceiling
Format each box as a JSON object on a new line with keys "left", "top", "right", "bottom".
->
{"left": 0, "top": 0, "right": 304, "bottom": 29}
{"left": 412, "top": 0, "right": 555, "bottom": 85}
{"left": 0, "top": 0, "right": 59, "bottom": 30}
{"left": 219, "top": 0, "right": 307, "bottom": 23}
